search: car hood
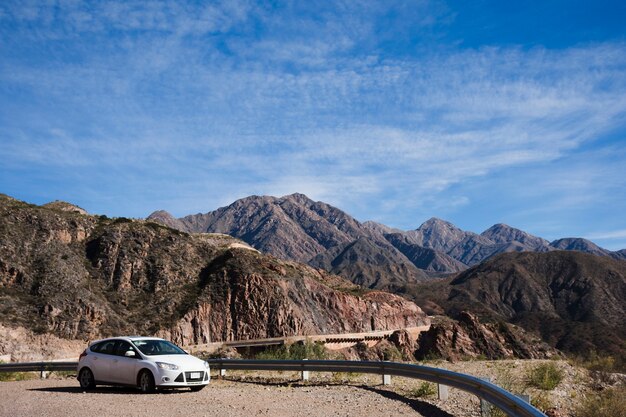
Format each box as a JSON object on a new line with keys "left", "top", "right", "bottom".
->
{"left": 145, "top": 354, "right": 207, "bottom": 369}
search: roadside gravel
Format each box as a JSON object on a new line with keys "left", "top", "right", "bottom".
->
{"left": 0, "top": 378, "right": 430, "bottom": 417}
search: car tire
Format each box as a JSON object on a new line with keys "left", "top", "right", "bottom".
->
{"left": 138, "top": 370, "right": 156, "bottom": 394}
{"left": 78, "top": 368, "right": 96, "bottom": 390}
{"left": 190, "top": 385, "right": 205, "bottom": 392}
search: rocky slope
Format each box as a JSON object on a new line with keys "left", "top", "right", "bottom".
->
{"left": 308, "top": 237, "right": 430, "bottom": 289}
{"left": 0, "top": 194, "right": 429, "bottom": 354}
{"left": 383, "top": 232, "right": 467, "bottom": 273}
{"left": 402, "top": 251, "right": 626, "bottom": 360}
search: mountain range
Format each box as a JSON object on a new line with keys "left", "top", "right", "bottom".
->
{"left": 1, "top": 192, "right": 625, "bottom": 364}
{"left": 148, "top": 193, "right": 625, "bottom": 290}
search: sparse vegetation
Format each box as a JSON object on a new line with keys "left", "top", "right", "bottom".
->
{"left": 410, "top": 382, "right": 436, "bottom": 398}
{"left": 331, "top": 372, "right": 361, "bottom": 383}
{"left": 574, "top": 386, "right": 626, "bottom": 417}
{"left": 256, "top": 340, "right": 327, "bottom": 360}
{"left": 488, "top": 368, "right": 525, "bottom": 417}
{"left": 573, "top": 351, "right": 626, "bottom": 376}
{"left": 526, "top": 362, "right": 564, "bottom": 390}
{"left": 0, "top": 362, "right": 34, "bottom": 382}
{"left": 530, "top": 391, "right": 554, "bottom": 414}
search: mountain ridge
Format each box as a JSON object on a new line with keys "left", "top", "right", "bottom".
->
{"left": 147, "top": 194, "right": 625, "bottom": 278}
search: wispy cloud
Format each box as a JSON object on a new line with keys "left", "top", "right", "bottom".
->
{"left": 586, "top": 230, "right": 626, "bottom": 240}
{"left": 1, "top": 1, "right": 625, "bottom": 242}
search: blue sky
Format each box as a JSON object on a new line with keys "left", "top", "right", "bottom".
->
{"left": 1, "top": 1, "right": 626, "bottom": 249}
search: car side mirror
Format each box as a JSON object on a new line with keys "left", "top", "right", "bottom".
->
{"left": 125, "top": 350, "right": 136, "bottom": 358}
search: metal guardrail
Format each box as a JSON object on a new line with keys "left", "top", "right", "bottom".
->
{"left": 207, "top": 359, "right": 547, "bottom": 417}
{"left": 0, "top": 361, "right": 76, "bottom": 373}
{"left": 0, "top": 359, "right": 546, "bottom": 417}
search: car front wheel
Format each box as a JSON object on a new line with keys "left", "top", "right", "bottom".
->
{"left": 138, "top": 370, "right": 156, "bottom": 393}
{"left": 79, "top": 368, "right": 96, "bottom": 390}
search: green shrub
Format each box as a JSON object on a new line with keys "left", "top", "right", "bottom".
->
{"left": 526, "top": 362, "right": 564, "bottom": 390}
{"left": 410, "top": 382, "right": 436, "bottom": 398}
{"left": 381, "top": 345, "right": 403, "bottom": 362}
{"left": 574, "top": 387, "right": 626, "bottom": 417}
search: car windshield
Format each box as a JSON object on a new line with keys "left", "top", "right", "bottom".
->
{"left": 132, "top": 339, "right": 186, "bottom": 356}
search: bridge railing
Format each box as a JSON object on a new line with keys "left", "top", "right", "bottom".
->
{"left": 0, "top": 359, "right": 546, "bottom": 417}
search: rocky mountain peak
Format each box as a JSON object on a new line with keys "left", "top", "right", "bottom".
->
{"left": 481, "top": 223, "right": 549, "bottom": 249}
{"left": 410, "top": 217, "right": 473, "bottom": 252}
{"left": 418, "top": 217, "right": 460, "bottom": 231}
{"left": 279, "top": 192, "right": 315, "bottom": 205}
{"left": 147, "top": 210, "right": 188, "bottom": 232}
{"left": 550, "top": 237, "right": 609, "bottom": 257}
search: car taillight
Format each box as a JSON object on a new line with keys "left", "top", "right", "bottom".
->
{"left": 79, "top": 350, "right": 87, "bottom": 361}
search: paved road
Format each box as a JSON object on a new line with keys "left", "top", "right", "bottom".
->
{"left": 0, "top": 378, "right": 455, "bottom": 417}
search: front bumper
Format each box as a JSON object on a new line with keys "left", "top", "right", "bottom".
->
{"left": 155, "top": 368, "right": 210, "bottom": 387}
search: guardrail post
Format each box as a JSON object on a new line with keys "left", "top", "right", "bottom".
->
{"left": 39, "top": 363, "right": 48, "bottom": 379}
{"left": 480, "top": 377, "right": 491, "bottom": 417}
{"left": 301, "top": 359, "right": 309, "bottom": 382}
{"left": 382, "top": 361, "right": 391, "bottom": 385}
{"left": 219, "top": 368, "right": 227, "bottom": 378}
{"left": 437, "top": 384, "right": 449, "bottom": 400}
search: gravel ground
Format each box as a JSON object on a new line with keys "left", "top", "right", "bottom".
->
{"left": 0, "top": 378, "right": 436, "bottom": 417}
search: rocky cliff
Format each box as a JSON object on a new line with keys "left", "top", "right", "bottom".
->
{"left": 0, "top": 194, "right": 428, "bottom": 354}
{"left": 414, "top": 312, "right": 556, "bottom": 361}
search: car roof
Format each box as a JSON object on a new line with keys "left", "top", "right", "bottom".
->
{"left": 88, "top": 336, "right": 165, "bottom": 346}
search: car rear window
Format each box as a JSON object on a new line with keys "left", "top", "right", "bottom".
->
{"left": 90, "top": 340, "right": 117, "bottom": 355}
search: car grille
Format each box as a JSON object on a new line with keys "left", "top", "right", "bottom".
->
{"left": 185, "top": 371, "right": 205, "bottom": 382}
{"left": 175, "top": 373, "right": 184, "bottom": 382}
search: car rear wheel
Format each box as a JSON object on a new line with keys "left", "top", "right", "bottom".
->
{"left": 79, "top": 368, "right": 96, "bottom": 390}
{"left": 138, "top": 370, "right": 156, "bottom": 393}
{"left": 190, "top": 385, "right": 205, "bottom": 392}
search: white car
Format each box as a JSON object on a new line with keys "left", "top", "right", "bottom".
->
{"left": 77, "top": 336, "right": 210, "bottom": 392}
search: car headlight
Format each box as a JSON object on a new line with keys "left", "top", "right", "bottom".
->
{"left": 156, "top": 362, "right": 179, "bottom": 370}
{"left": 203, "top": 361, "right": 210, "bottom": 369}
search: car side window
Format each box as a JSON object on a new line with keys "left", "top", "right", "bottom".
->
{"left": 91, "top": 340, "right": 117, "bottom": 355}
{"left": 114, "top": 341, "right": 136, "bottom": 357}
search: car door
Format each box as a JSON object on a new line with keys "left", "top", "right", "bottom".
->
{"left": 89, "top": 339, "right": 117, "bottom": 383}
{"left": 108, "top": 340, "right": 140, "bottom": 385}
